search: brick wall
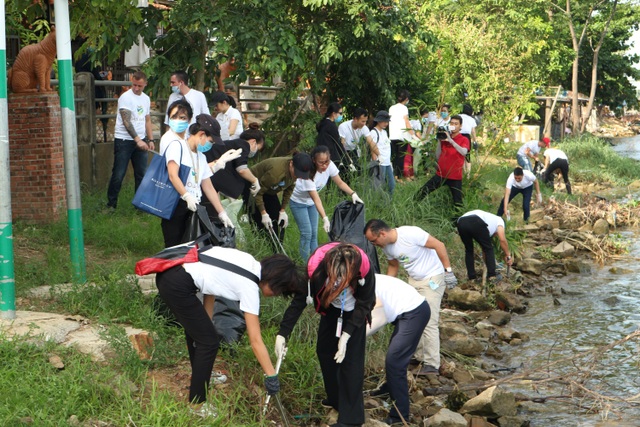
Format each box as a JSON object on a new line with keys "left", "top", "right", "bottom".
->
{"left": 8, "top": 92, "right": 67, "bottom": 223}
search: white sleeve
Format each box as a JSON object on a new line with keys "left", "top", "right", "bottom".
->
{"left": 505, "top": 174, "right": 515, "bottom": 189}
{"left": 338, "top": 123, "right": 348, "bottom": 140}
{"left": 328, "top": 161, "right": 340, "bottom": 177}
{"left": 164, "top": 141, "right": 183, "bottom": 166}
{"left": 361, "top": 125, "right": 371, "bottom": 137}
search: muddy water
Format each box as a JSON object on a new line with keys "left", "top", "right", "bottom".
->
{"left": 498, "top": 138, "right": 640, "bottom": 426}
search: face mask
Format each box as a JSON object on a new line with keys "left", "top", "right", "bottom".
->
{"left": 169, "top": 119, "right": 189, "bottom": 133}
{"left": 248, "top": 148, "right": 258, "bottom": 158}
{"left": 197, "top": 140, "right": 213, "bottom": 153}
{"left": 335, "top": 114, "right": 344, "bottom": 124}
{"left": 171, "top": 85, "right": 180, "bottom": 94}
{"left": 421, "top": 118, "right": 428, "bottom": 125}
{"left": 441, "top": 112, "right": 449, "bottom": 119}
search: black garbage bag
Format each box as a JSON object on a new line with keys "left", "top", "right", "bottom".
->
{"left": 182, "top": 205, "right": 236, "bottom": 248}
{"left": 329, "top": 201, "right": 380, "bottom": 273}
{"left": 212, "top": 296, "right": 246, "bottom": 344}
{"left": 367, "top": 161, "right": 385, "bottom": 190}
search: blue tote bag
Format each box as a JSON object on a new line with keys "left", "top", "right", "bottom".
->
{"left": 132, "top": 141, "right": 191, "bottom": 219}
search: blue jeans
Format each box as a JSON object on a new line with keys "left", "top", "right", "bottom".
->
{"left": 107, "top": 138, "right": 148, "bottom": 208}
{"left": 497, "top": 184, "right": 533, "bottom": 221}
{"left": 381, "top": 165, "right": 395, "bottom": 195}
{"left": 289, "top": 200, "right": 319, "bottom": 261}
{"left": 516, "top": 154, "right": 533, "bottom": 172}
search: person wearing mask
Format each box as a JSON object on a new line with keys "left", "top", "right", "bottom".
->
{"left": 388, "top": 90, "right": 417, "bottom": 180}
{"left": 541, "top": 146, "right": 572, "bottom": 195}
{"left": 106, "top": 71, "right": 154, "bottom": 211}
{"left": 275, "top": 242, "right": 376, "bottom": 427}
{"left": 416, "top": 115, "right": 469, "bottom": 212}
{"left": 516, "top": 137, "right": 549, "bottom": 172}
{"left": 212, "top": 91, "right": 244, "bottom": 140}
{"left": 160, "top": 100, "right": 234, "bottom": 247}
{"left": 290, "top": 146, "right": 364, "bottom": 261}
{"left": 366, "top": 274, "right": 430, "bottom": 426}
{"left": 338, "top": 107, "right": 379, "bottom": 172}
{"left": 370, "top": 111, "right": 395, "bottom": 196}
{"left": 426, "top": 104, "right": 451, "bottom": 137}
{"left": 497, "top": 167, "right": 542, "bottom": 222}
{"left": 164, "top": 70, "right": 210, "bottom": 126}
{"left": 317, "top": 102, "right": 345, "bottom": 165}
{"left": 155, "top": 248, "right": 303, "bottom": 415}
{"left": 456, "top": 209, "right": 513, "bottom": 283}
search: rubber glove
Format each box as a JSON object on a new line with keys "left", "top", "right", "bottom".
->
{"left": 322, "top": 216, "right": 331, "bottom": 233}
{"left": 274, "top": 335, "right": 286, "bottom": 359}
{"left": 218, "top": 211, "right": 234, "bottom": 229}
{"left": 249, "top": 179, "right": 261, "bottom": 197}
{"left": 264, "top": 375, "right": 280, "bottom": 395}
{"left": 210, "top": 148, "right": 243, "bottom": 173}
{"left": 351, "top": 192, "right": 364, "bottom": 204}
{"left": 181, "top": 192, "right": 198, "bottom": 212}
{"left": 537, "top": 193, "right": 543, "bottom": 204}
{"left": 506, "top": 210, "right": 511, "bottom": 221}
{"left": 444, "top": 271, "right": 458, "bottom": 289}
{"left": 334, "top": 332, "right": 350, "bottom": 363}
{"left": 261, "top": 213, "right": 273, "bottom": 229}
{"left": 348, "top": 163, "right": 357, "bottom": 173}
{"left": 278, "top": 210, "right": 289, "bottom": 228}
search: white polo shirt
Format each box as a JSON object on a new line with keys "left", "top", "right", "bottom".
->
{"left": 544, "top": 148, "right": 568, "bottom": 164}
{"left": 374, "top": 274, "right": 424, "bottom": 323}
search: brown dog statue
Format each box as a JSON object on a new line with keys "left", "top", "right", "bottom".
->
{"left": 8, "top": 28, "right": 57, "bottom": 93}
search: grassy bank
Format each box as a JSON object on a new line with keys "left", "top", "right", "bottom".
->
{"left": 4, "top": 134, "right": 639, "bottom": 426}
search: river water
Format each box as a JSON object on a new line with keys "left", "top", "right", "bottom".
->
{"left": 498, "top": 136, "right": 640, "bottom": 426}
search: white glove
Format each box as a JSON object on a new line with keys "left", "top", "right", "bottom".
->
{"left": 348, "top": 163, "right": 357, "bottom": 173}
{"left": 278, "top": 211, "right": 289, "bottom": 228}
{"left": 249, "top": 179, "right": 261, "bottom": 197}
{"left": 274, "top": 335, "right": 286, "bottom": 360}
{"left": 537, "top": 193, "right": 543, "bottom": 204}
{"left": 506, "top": 210, "right": 511, "bottom": 221}
{"left": 351, "top": 192, "right": 364, "bottom": 204}
{"left": 218, "top": 210, "right": 235, "bottom": 228}
{"left": 334, "top": 332, "right": 351, "bottom": 363}
{"left": 322, "top": 216, "right": 331, "bottom": 233}
{"left": 540, "top": 168, "right": 546, "bottom": 176}
{"left": 210, "top": 148, "right": 243, "bottom": 173}
{"left": 261, "top": 213, "right": 273, "bottom": 229}
{"left": 181, "top": 192, "right": 198, "bottom": 212}
{"left": 444, "top": 271, "right": 458, "bottom": 289}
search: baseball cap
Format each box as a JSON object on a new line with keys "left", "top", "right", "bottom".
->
{"left": 292, "top": 153, "right": 313, "bottom": 179}
{"left": 196, "top": 114, "right": 223, "bottom": 144}
{"left": 542, "top": 137, "right": 551, "bottom": 148}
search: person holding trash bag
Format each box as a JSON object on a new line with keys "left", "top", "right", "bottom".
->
{"left": 155, "top": 248, "right": 303, "bottom": 415}
{"left": 160, "top": 100, "right": 234, "bottom": 247}
{"left": 290, "top": 145, "right": 364, "bottom": 261}
{"left": 275, "top": 242, "right": 376, "bottom": 427}
{"left": 366, "top": 274, "right": 430, "bottom": 426}
{"left": 244, "top": 152, "right": 314, "bottom": 243}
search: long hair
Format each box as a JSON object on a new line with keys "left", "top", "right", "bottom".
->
{"left": 312, "top": 244, "right": 363, "bottom": 308}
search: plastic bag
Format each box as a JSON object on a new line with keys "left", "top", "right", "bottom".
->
{"left": 213, "top": 296, "right": 246, "bottom": 344}
{"left": 329, "top": 201, "right": 380, "bottom": 273}
{"left": 367, "top": 161, "right": 385, "bottom": 190}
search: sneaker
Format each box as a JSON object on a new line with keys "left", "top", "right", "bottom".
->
{"left": 414, "top": 365, "right": 439, "bottom": 376}
{"left": 488, "top": 273, "right": 503, "bottom": 284}
{"left": 368, "top": 383, "right": 389, "bottom": 398}
{"left": 191, "top": 402, "right": 217, "bottom": 418}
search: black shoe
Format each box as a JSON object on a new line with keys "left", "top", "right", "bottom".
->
{"left": 321, "top": 399, "right": 337, "bottom": 410}
{"left": 368, "top": 383, "right": 389, "bottom": 398}
{"left": 408, "top": 358, "right": 420, "bottom": 367}
{"left": 414, "top": 365, "right": 439, "bottom": 376}
{"left": 383, "top": 417, "right": 403, "bottom": 426}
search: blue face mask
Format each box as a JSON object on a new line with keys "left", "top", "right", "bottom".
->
{"left": 197, "top": 140, "right": 213, "bottom": 153}
{"left": 171, "top": 85, "right": 180, "bottom": 94}
{"left": 335, "top": 114, "right": 344, "bottom": 124}
{"left": 421, "top": 117, "right": 428, "bottom": 125}
{"left": 169, "top": 119, "right": 189, "bottom": 133}
{"left": 441, "top": 112, "right": 449, "bottom": 119}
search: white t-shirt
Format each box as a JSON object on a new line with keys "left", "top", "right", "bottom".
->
{"left": 164, "top": 88, "right": 211, "bottom": 125}
{"left": 114, "top": 88, "right": 150, "bottom": 140}
{"left": 159, "top": 129, "right": 185, "bottom": 154}
{"left": 370, "top": 128, "right": 391, "bottom": 166}
{"left": 458, "top": 113, "right": 477, "bottom": 135}
{"left": 162, "top": 138, "right": 213, "bottom": 202}
{"left": 182, "top": 246, "right": 261, "bottom": 315}
{"left": 374, "top": 274, "right": 424, "bottom": 323}
{"left": 382, "top": 226, "right": 444, "bottom": 281}
{"left": 460, "top": 210, "right": 505, "bottom": 236}
{"left": 506, "top": 170, "right": 536, "bottom": 189}
{"left": 517, "top": 140, "right": 541, "bottom": 157}
{"left": 290, "top": 161, "right": 340, "bottom": 205}
{"left": 217, "top": 106, "right": 244, "bottom": 141}
{"left": 388, "top": 103, "right": 409, "bottom": 140}
{"left": 544, "top": 148, "right": 568, "bottom": 164}
{"left": 338, "top": 120, "right": 371, "bottom": 152}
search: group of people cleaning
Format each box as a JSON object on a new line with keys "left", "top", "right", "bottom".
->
{"left": 126, "top": 81, "right": 573, "bottom": 426}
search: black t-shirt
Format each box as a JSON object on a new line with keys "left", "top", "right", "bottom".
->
{"left": 206, "top": 139, "right": 251, "bottom": 199}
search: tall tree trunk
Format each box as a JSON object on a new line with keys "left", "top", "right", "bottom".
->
{"left": 571, "top": 54, "right": 581, "bottom": 133}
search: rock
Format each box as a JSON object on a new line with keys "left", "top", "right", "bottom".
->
{"left": 495, "top": 293, "right": 527, "bottom": 314}
{"left": 460, "top": 386, "right": 517, "bottom": 417}
{"left": 551, "top": 241, "right": 575, "bottom": 257}
{"left": 564, "top": 259, "right": 592, "bottom": 275}
{"left": 577, "top": 223, "right": 593, "bottom": 233}
{"left": 128, "top": 332, "right": 154, "bottom": 360}
{"left": 467, "top": 416, "right": 499, "bottom": 427}
{"left": 609, "top": 267, "right": 633, "bottom": 274}
{"left": 516, "top": 259, "right": 543, "bottom": 276}
{"left": 522, "top": 224, "right": 539, "bottom": 232}
{"left": 488, "top": 310, "right": 512, "bottom": 326}
{"left": 592, "top": 218, "right": 610, "bottom": 235}
{"left": 424, "top": 408, "right": 468, "bottom": 427}
{"left": 527, "top": 209, "right": 545, "bottom": 222}
{"left": 68, "top": 415, "right": 80, "bottom": 427}
{"left": 497, "top": 327, "right": 521, "bottom": 342}
{"left": 452, "top": 369, "right": 475, "bottom": 384}
{"left": 536, "top": 219, "right": 560, "bottom": 230}
{"left": 440, "top": 322, "right": 471, "bottom": 340}
{"left": 602, "top": 296, "right": 619, "bottom": 306}
{"left": 475, "top": 320, "right": 495, "bottom": 339}
{"left": 509, "top": 338, "right": 522, "bottom": 346}
{"left": 442, "top": 335, "right": 485, "bottom": 356}
{"left": 447, "top": 288, "right": 492, "bottom": 311}
{"left": 48, "top": 354, "right": 65, "bottom": 370}
{"left": 497, "top": 415, "right": 529, "bottom": 427}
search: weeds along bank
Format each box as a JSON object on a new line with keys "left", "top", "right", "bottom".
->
{"left": 5, "top": 134, "right": 640, "bottom": 425}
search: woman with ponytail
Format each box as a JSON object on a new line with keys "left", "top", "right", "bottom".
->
{"left": 275, "top": 242, "right": 376, "bottom": 427}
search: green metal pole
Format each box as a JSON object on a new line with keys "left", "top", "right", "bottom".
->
{"left": 0, "top": 2, "right": 16, "bottom": 319}
{"left": 54, "top": 0, "right": 86, "bottom": 283}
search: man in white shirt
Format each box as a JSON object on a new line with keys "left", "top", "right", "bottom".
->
{"left": 164, "top": 70, "right": 210, "bottom": 126}
{"left": 338, "top": 107, "right": 379, "bottom": 171}
{"left": 497, "top": 167, "right": 542, "bottom": 222}
{"left": 516, "top": 137, "right": 548, "bottom": 172}
{"left": 456, "top": 210, "right": 513, "bottom": 282}
{"left": 542, "top": 147, "right": 572, "bottom": 194}
{"left": 106, "top": 71, "right": 154, "bottom": 210}
{"left": 364, "top": 219, "right": 457, "bottom": 376}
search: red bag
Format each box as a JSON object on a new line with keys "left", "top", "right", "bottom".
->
{"left": 135, "top": 235, "right": 210, "bottom": 276}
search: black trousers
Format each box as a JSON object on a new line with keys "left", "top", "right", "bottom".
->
{"left": 156, "top": 266, "right": 221, "bottom": 404}
{"left": 317, "top": 306, "right": 366, "bottom": 426}
{"left": 497, "top": 184, "right": 533, "bottom": 221}
{"left": 416, "top": 174, "right": 463, "bottom": 208}
{"left": 161, "top": 199, "right": 191, "bottom": 247}
{"left": 543, "top": 158, "right": 572, "bottom": 194}
{"left": 456, "top": 215, "right": 496, "bottom": 279}
{"left": 390, "top": 139, "right": 405, "bottom": 178}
